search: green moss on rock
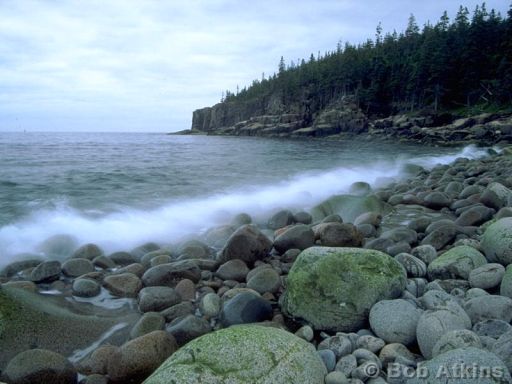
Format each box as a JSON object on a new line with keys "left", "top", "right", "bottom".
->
{"left": 481, "top": 217, "right": 512, "bottom": 265}
{"left": 428, "top": 245, "right": 487, "bottom": 280}
{"left": 143, "top": 325, "right": 326, "bottom": 384}
{"left": 280, "top": 247, "right": 406, "bottom": 332}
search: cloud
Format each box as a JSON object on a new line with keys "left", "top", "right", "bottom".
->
{"left": 0, "top": 0, "right": 509, "bottom": 132}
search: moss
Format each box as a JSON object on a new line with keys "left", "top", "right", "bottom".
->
{"left": 428, "top": 245, "right": 487, "bottom": 280}
{"left": 481, "top": 218, "right": 512, "bottom": 265}
{"left": 282, "top": 247, "right": 406, "bottom": 332}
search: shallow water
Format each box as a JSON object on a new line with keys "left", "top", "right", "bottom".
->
{"left": 0, "top": 132, "right": 491, "bottom": 265}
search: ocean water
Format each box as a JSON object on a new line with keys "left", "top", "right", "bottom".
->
{"left": 0, "top": 132, "right": 491, "bottom": 266}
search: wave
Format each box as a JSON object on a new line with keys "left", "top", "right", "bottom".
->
{"left": 0, "top": 145, "right": 491, "bottom": 266}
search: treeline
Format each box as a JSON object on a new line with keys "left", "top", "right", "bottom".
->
{"left": 222, "top": 3, "right": 512, "bottom": 117}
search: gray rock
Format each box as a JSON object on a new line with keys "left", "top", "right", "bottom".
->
{"left": 416, "top": 309, "right": 472, "bottom": 359}
{"left": 81, "top": 374, "right": 108, "bottom": 384}
{"left": 318, "top": 334, "right": 353, "bottom": 359}
{"left": 204, "top": 225, "right": 235, "bottom": 248}
{"left": 464, "top": 295, "right": 512, "bottom": 323}
{"left": 325, "top": 371, "right": 348, "bottom": 384}
{"left": 492, "top": 330, "right": 512, "bottom": 372}
{"left": 406, "top": 347, "right": 511, "bottom": 383}
{"left": 72, "top": 243, "right": 103, "bottom": 260}
{"left": 268, "top": 209, "right": 295, "bottom": 229}
{"left": 459, "top": 184, "right": 483, "bottom": 199}
{"left": 481, "top": 218, "right": 512, "bottom": 265}
{"left": 411, "top": 245, "right": 437, "bottom": 265}
{"left": 72, "top": 278, "right": 101, "bottom": 298}
{"left": 423, "top": 191, "right": 451, "bottom": 209}
{"left": 114, "top": 263, "right": 145, "bottom": 277}
{"left": 315, "top": 222, "right": 363, "bottom": 247}
{"left": 246, "top": 267, "right": 281, "bottom": 294}
{"left": 141, "top": 260, "right": 201, "bottom": 287}
{"left": 293, "top": 211, "right": 313, "bottom": 224}
{"left": 273, "top": 224, "right": 315, "bottom": 253}
{"left": 231, "top": 212, "right": 252, "bottom": 227}
{"left": 369, "top": 299, "right": 421, "bottom": 346}
{"left": 381, "top": 228, "right": 418, "bottom": 245}
{"left": 354, "top": 212, "right": 382, "bottom": 227}
{"left": 431, "top": 329, "right": 482, "bottom": 357}
{"left": 130, "top": 242, "right": 160, "bottom": 260}
{"left": 174, "top": 278, "right": 195, "bottom": 301}
{"left": 160, "top": 301, "right": 195, "bottom": 322}
{"left": 199, "top": 292, "right": 221, "bottom": 318}
{"left": 108, "top": 251, "right": 137, "bottom": 266}
{"left": 473, "top": 320, "right": 512, "bottom": 339}
{"left": 218, "top": 224, "right": 272, "bottom": 265}
{"left": 166, "top": 314, "right": 212, "bottom": 346}
{"left": 480, "top": 182, "right": 512, "bottom": 210}
{"left": 318, "top": 349, "right": 337, "bottom": 372}
{"left": 138, "top": 286, "right": 181, "bottom": 312}
{"left": 150, "top": 255, "right": 173, "bottom": 267}
{"left": 406, "top": 278, "right": 428, "bottom": 297}
{"left": 215, "top": 259, "right": 249, "bottom": 281}
{"left": 107, "top": 330, "right": 177, "bottom": 383}
{"left": 419, "top": 290, "right": 470, "bottom": 323}
{"left": 379, "top": 343, "right": 418, "bottom": 366}
{"left": 455, "top": 205, "right": 494, "bottom": 226}
{"left": 349, "top": 181, "right": 372, "bottom": 196}
{"left": 130, "top": 312, "right": 165, "bottom": 339}
{"left": 30, "top": 260, "right": 61, "bottom": 283}
{"left": 427, "top": 245, "right": 487, "bottom": 280}
{"left": 469, "top": 263, "right": 505, "bottom": 289}
{"left": 2, "top": 348, "right": 76, "bottom": 384}
{"left": 0, "top": 258, "right": 43, "bottom": 278}
{"left": 356, "top": 335, "right": 386, "bottom": 354}
{"left": 501, "top": 265, "right": 512, "bottom": 298}
{"left": 220, "top": 291, "right": 272, "bottom": 327}
{"left": 421, "top": 225, "right": 458, "bottom": 250}
{"left": 335, "top": 354, "right": 358, "bottom": 377}
{"left": 395, "top": 253, "right": 427, "bottom": 278}
{"left": 295, "top": 325, "right": 314, "bottom": 342}
{"left": 92, "top": 255, "right": 116, "bottom": 269}
{"left": 103, "top": 272, "right": 142, "bottom": 297}
{"left": 62, "top": 258, "right": 94, "bottom": 277}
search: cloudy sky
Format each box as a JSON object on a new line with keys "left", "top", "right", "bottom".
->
{"left": 0, "top": 1, "right": 509, "bottom": 132}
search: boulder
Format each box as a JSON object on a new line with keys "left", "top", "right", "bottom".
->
{"left": 217, "top": 225, "right": 272, "bottom": 265}
{"left": 143, "top": 325, "right": 327, "bottom": 384}
{"left": 220, "top": 291, "right": 273, "bottom": 327}
{"left": 166, "top": 315, "right": 212, "bottom": 346}
{"left": 406, "top": 347, "right": 511, "bottom": 383}
{"left": 215, "top": 259, "right": 249, "bottom": 281}
{"left": 103, "top": 273, "right": 142, "bottom": 298}
{"left": 281, "top": 247, "right": 406, "bottom": 332}
{"left": 2, "top": 349, "right": 76, "bottom": 384}
{"left": 268, "top": 209, "right": 295, "bottom": 230}
{"left": 469, "top": 263, "right": 505, "bottom": 289}
{"left": 314, "top": 222, "right": 363, "bottom": 247}
{"left": 142, "top": 260, "right": 201, "bottom": 287}
{"left": 72, "top": 243, "right": 103, "bottom": 260}
{"left": 428, "top": 246, "right": 487, "bottom": 280}
{"left": 480, "top": 182, "right": 512, "bottom": 210}
{"left": 274, "top": 224, "right": 315, "bottom": 253}
{"left": 481, "top": 218, "right": 512, "bottom": 265}
{"left": 30, "top": 260, "right": 61, "bottom": 283}
{"left": 62, "top": 258, "right": 94, "bottom": 277}
{"left": 138, "top": 286, "right": 181, "bottom": 313}
{"left": 464, "top": 295, "right": 512, "bottom": 323}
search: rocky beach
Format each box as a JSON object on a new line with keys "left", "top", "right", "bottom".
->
{"left": 2, "top": 143, "right": 512, "bottom": 383}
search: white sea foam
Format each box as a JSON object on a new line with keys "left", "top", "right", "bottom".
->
{"left": 0, "top": 145, "right": 491, "bottom": 266}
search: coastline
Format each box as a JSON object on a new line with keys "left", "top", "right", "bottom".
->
{"left": 2, "top": 146, "right": 512, "bottom": 383}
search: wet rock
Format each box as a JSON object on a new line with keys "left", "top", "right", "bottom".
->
{"left": 423, "top": 191, "right": 452, "bottom": 209}
{"left": 0, "top": 259, "right": 43, "bottom": 278}
{"left": 103, "top": 273, "right": 142, "bottom": 297}
{"left": 215, "top": 259, "right": 249, "bottom": 281}
{"left": 455, "top": 205, "right": 494, "bottom": 226}
{"left": 72, "top": 278, "right": 101, "bottom": 298}
{"left": 220, "top": 291, "right": 272, "bottom": 326}
{"left": 107, "top": 331, "right": 177, "bottom": 383}
{"left": 160, "top": 301, "right": 195, "bottom": 323}
{"left": 2, "top": 349, "right": 76, "bottom": 384}
{"left": 130, "top": 312, "right": 165, "bottom": 339}
{"left": 481, "top": 218, "right": 512, "bottom": 265}
{"left": 72, "top": 243, "right": 103, "bottom": 260}
{"left": 267, "top": 209, "right": 294, "bottom": 229}
{"left": 274, "top": 224, "right": 315, "bottom": 253}
{"left": 166, "top": 314, "right": 212, "bottom": 346}
{"left": 30, "top": 260, "right": 61, "bottom": 283}
{"left": 199, "top": 292, "right": 221, "bottom": 318}
{"left": 175, "top": 278, "right": 195, "bottom": 301}
{"left": 217, "top": 225, "right": 272, "bottom": 265}
{"left": 138, "top": 286, "right": 181, "bottom": 312}
{"left": 142, "top": 260, "right": 201, "bottom": 287}
{"left": 246, "top": 267, "right": 281, "bottom": 294}
{"left": 62, "top": 258, "right": 94, "bottom": 277}
{"left": 394, "top": 253, "right": 427, "bottom": 278}
{"left": 480, "top": 182, "right": 512, "bottom": 210}
{"left": 108, "top": 251, "right": 137, "bottom": 266}
{"left": 420, "top": 226, "right": 457, "bottom": 250}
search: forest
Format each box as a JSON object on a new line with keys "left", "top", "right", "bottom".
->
{"left": 221, "top": 3, "right": 512, "bottom": 118}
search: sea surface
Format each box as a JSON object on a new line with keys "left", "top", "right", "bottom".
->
{"left": 0, "top": 132, "right": 491, "bottom": 266}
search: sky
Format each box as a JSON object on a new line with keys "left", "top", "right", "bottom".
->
{"left": 0, "top": 1, "right": 509, "bottom": 132}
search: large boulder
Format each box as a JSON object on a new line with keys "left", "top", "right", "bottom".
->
{"left": 143, "top": 325, "right": 327, "bottom": 384}
{"left": 310, "top": 194, "right": 392, "bottom": 223}
{"left": 273, "top": 224, "right": 315, "bottom": 253}
{"left": 217, "top": 224, "right": 272, "bottom": 265}
{"left": 481, "top": 218, "right": 512, "bottom": 265}
{"left": 280, "top": 247, "right": 406, "bottom": 332}
{"left": 0, "top": 286, "right": 136, "bottom": 370}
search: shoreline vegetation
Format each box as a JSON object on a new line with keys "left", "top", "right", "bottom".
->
{"left": 2, "top": 146, "right": 512, "bottom": 383}
{"left": 175, "top": 3, "right": 512, "bottom": 147}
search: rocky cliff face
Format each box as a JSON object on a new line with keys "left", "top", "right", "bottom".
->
{"left": 191, "top": 96, "right": 369, "bottom": 138}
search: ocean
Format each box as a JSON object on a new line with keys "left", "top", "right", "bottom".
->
{"left": 0, "top": 132, "right": 491, "bottom": 266}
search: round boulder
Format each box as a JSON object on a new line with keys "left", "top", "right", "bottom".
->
{"left": 273, "top": 224, "right": 315, "bottom": 253}
{"left": 427, "top": 246, "right": 487, "bottom": 280}
{"left": 2, "top": 349, "right": 76, "bottom": 384}
{"left": 143, "top": 325, "right": 327, "bottom": 384}
{"left": 217, "top": 225, "right": 272, "bottom": 265}
{"left": 281, "top": 247, "right": 407, "bottom": 332}
{"left": 481, "top": 218, "right": 512, "bottom": 265}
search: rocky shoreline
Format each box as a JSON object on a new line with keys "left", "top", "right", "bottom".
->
{"left": 182, "top": 97, "right": 512, "bottom": 147}
{"left": 2, "top": 147, "right": 512, "bottom": 383}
